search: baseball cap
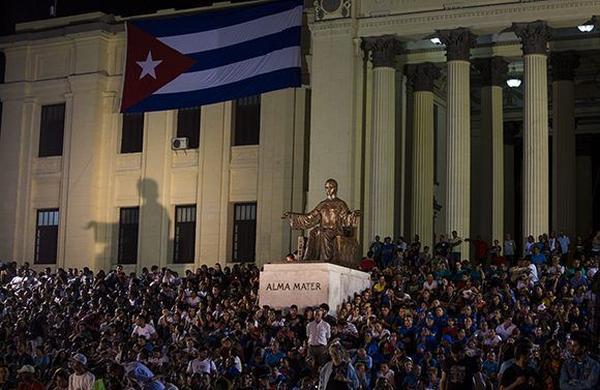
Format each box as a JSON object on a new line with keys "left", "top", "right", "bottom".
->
{"left": 126, "top": 361, "right": 155, "bottom": 381}
{"left": 70, "top": 353, "right": 88, "bottom": 366}
{"left": 17, "top": 365, "right": 35, "bottom": 374}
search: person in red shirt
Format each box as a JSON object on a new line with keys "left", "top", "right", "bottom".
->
{"left": 359, "top": 251, "right": 376, "bottom": 272}
{"left": 16, "top": 365, "right": 45, "bottom": 390}
{"left": 466, "top": 236, "right": 489, "bottom": 265}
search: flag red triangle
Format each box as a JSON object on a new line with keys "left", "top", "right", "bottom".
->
{"left": 121, "top": 23, "right": 196, "bottom": 112}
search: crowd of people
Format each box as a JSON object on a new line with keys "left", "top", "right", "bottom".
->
{"left": 0, "top": 230, "right": 599, "bottom": 389}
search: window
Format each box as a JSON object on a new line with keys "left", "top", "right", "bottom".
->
{"left": 233, "top": 95, "right": 261, "bottom": 145}
{"left": 118, "top": 207, "right": 139, "bottom": 264}
{"left": 174, "top": 205, "right": 196, "bottom": 263}
{"left": 232, "top": 203, "right": 257, "bottom": 262}
{"left": 35, "top": 209, "right": 59, "bottom": 264}
{"left": 121, "top": 112, "right": 144, "bottom": 153}
{"left": 177, "top": 107, "right": 201, "bottom": 149}
{"left": 39, "top": 103, "right": 65, "bottom": 157}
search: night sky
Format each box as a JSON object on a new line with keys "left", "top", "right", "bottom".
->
{"left": 0, "top": 0, "right": 256, "bottom": 35}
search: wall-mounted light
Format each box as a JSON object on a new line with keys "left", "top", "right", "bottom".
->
{"left": 506, "top": 78, "right": 522, "bottom": 88}
{"left": 506, "top": 62, "right": 522, "bottom": 88}
{"left": 578, "top": 16, "right": 598, "bottom": 32}
{"left": 578, "top": 24, "right": 594, "bottom": 32}
{"left": 430, "top": 37, "right": 442, "bottom": 45}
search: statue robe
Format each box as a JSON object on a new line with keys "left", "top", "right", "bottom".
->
{"left": 287, "top": 197, "right": 357, "bottom": 262}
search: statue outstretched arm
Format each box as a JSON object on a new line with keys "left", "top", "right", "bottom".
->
{"left": 282, "top": 208, "right": 321, "bottom": 230}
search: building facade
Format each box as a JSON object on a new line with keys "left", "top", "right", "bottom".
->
{"left": 0, "top": 7, "right": 309, "bottom": 271}
{"left": 1, "top": 0, "right": 600, "bottom": 270}
{"left": 309, "top": 0, "right": 600, "bottom": 256}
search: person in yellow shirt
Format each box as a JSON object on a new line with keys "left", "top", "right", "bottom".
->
{"left": 373, "top": 276, "right": 387, "bottom": 293}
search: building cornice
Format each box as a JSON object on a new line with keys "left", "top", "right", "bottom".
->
{"left": 0, "top": 26, "right": 120, "bottom": 50}
{"left": 310, "top": 18, "right": 356, "bottom": 37}
{"left": 358, "top": 0, "right": 600, "bottom": 38}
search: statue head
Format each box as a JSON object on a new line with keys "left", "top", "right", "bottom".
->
{"left": 324, "top": 178, "right": 338, "bottom": 199}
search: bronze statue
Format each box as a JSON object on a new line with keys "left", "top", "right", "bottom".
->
{"left": 282, "top": 178, "right": 360, "bottom": 266}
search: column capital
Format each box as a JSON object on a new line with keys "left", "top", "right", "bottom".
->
{"left": 550, "top": 51, "right": 580, "bottom": 81}
{"left": 473, "top": 57, "right": 509, "bottom": 87}
{"left": 406, "top": 62, "right": 441, "bottom": 92}
{"left": 435, "top": 28, "right": 477, "bottom": 62}
{"left": 509, "top": 20, "right": 552, "bottom": 56}
{"left": 362, "top": 35, "right": 403, "bottom": 68}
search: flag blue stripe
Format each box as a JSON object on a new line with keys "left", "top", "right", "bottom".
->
{"left": 125, "top": 68, "right": 300, "bottom": 113}
{"left": 134, "top": 0, "right": 302, "bottom": 38}
{"left": 185, "top": 26, "right": 301, "bottom": 72}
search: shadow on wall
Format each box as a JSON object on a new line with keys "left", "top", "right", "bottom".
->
{"left": 86, "top": 178, "right": 173, "bottom": 270}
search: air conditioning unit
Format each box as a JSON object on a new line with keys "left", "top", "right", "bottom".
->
{"left": 171, "top": 137, "right": 188, "bottom": 150}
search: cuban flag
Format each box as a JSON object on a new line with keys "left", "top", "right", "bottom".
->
{"left": 121, "top": 0, "right": 303, "bottom": 113}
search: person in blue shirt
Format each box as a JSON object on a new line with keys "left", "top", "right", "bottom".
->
{"left": 398, "top": 315, "right": 418, "bottom": 340}
{"left": 354, "top": 362, "right": 371, "bottom": 390}
{"left": 318, "top": 342, "right": 359, "bottom": 390}
{"left": 353, "top": 348, "right": 373, "bottom": 370}
{"left": 531, "top": 246, "right": 546, "bottom": 266}
{"left": 380, "top": 237, "right": 396, "bottom": 268}
{"left": 369, "top": 235, "right": 383, "bottom": 263}
{"left": 482, "top": 351, "right": 499, "bottom": 379}
{"left": 263, "top": 341, "right": 286, "bottom": 367}
{"left": 570, "top": 270, "right": 588, "bottom": 289}
{"left": 560, "top": 331, "right": 600, "bottom": 390}
{"left": 558, "top": 231, "right": 570, "bottom": 256}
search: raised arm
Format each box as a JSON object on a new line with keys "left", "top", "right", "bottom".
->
{"left": 283, "top": 207, "right": 321, "bottom": 230}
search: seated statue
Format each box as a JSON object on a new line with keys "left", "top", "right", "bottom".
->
{"left": 282, "top": 178, "right": 360, "bottom": 267}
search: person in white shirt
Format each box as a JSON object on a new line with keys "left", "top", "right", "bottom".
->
{"left": 186, "top": 291, "right": 201, "bottom": 308}
{"left": 558, "top": 232, "right": 570, "bottom": 256}
{"left": 422, "top": 274, "right": 438, "bottom": 292}
{"left": 187, "top": 349, "right": 217, "bottom": 375}
{"left": 306, "top": 309, "right": 331, "bottom": 368}
{"left": 68, "top": 353, "right": 95, "bottom": 390}
{"left": 503, "top": 234, "right": 516, "bottom": 265}
{"left": 495, "top": 318, "right": 517, "bottom": 341}
{"left": 525, "top": 258, "right": 539, "bottom": 283}
{"left": 131, "top": 315, "right": 157, "bottom": 340}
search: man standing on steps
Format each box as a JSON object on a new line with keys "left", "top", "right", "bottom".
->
{"left": 306, "top": 309, "right": 331, "bottom": 370}
{"left": 449, "top": 231, "right": 463, "bottom": 270}
{"left": 504, "top": 234, "right": 516, "bottom": 266}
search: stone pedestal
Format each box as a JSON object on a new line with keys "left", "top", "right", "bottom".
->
{"left": 259, "top": 262, "right": 371, "bottom": 311}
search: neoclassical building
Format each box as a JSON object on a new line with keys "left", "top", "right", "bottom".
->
{"left": 0, "top": 0, "right": 599, "bottom": 270}
{"left": 309, "top": 0, "right": 600, "bottom": 256}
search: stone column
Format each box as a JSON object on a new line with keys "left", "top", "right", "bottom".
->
{"left": 503, "top": 123, "right": 520, "bottom": 238}
{"left": 363, "top": 36, "right": 402, "bottom": 239}
{"left": 308, "top": 22, "right": 361, "bottom": 216}
{"left": 438, "top": 28, "right": 476, "bottom": 256}
{"left": 511, "top": 21, "right": 552, "bottom": 239}
{"left": 551, "top": 52, "right": 579, "bottom": 236}
{"left": 407, "top": 63, "right": 440, "bottom": 250}
{"left": 576, "top": 138, "right": 593, "bottom": 237}
{"left": 473, "top": 57, "right": 508, "bottom": 243}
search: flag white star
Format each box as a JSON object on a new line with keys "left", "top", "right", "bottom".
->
{"left": 136, "top": 51, "right": 163, "bottom": 80}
